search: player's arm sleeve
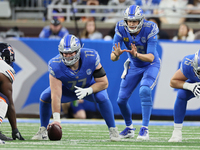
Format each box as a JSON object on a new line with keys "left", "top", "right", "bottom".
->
{"left": 112, "top": 23, "right": 123, "bottom": 52}
{"left": 94, "top": 50, "right": 100, "bottom": 68}
{"left": 48, "top": 61, "right": 57, "bottom": 78}
{"left": 146, "top": 35, "right": 158, "bottom": 55}
{"left": 146, "top": 23, "right": 159, "bottom": 55}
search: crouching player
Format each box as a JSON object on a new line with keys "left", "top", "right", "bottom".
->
{"left": 0, "top": 43, "right": 24, "bottom": 144}
{"left": 32, "top": 34, "right": 120, "bottom": 141}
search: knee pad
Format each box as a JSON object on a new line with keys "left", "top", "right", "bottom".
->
{"left": 117, "top": 98, "right": 127, "bottom": 106}
{"left": 139, "top": 86, "right": 152, "bottom": 106}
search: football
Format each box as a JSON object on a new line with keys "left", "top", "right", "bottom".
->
{"left": 47, "top": 124, "right": 62, "bottom": 141}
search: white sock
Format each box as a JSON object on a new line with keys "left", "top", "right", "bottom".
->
{"left": 174, "top": 123, "right": 183, "bottom": 130}
{"left": 127, "top": 124, "right": 133, "bottom": 129}
{"left": 0, "top": 99, "right": 8, "bottom": 124}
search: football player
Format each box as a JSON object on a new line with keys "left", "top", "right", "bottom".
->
{"left": 32, "top": 34, "right": 120, "bottom": 141}
{"left": 0, "top": 43, "right": 24, "bottom": 143}
{"left": 110, "top": 5, "right": 161, "bottom": 140}
{"left": 169, "top": 50, "right": 200, "bottom": 142}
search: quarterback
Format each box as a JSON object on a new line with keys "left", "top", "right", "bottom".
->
{"left": 110, "top": 5, "right": 161, "bottom": 140}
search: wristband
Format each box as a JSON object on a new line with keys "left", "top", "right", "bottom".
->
{"left": 53, "top": 112, "right": 61, "bottom": 123}
{"left": 183, "top": 82, "right": 193, "bottom": 91}
{"left": 135, "top": 52, "right": 138, "bottom": 58}
{"left": 88, "top": 87, "right": 93, "bottom": 95}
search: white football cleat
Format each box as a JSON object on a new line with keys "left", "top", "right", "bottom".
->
{"left": 168, "top": 130, "right": 182, "bottom": 142}
{"left": 32, "top": 126, "right": 48, "bottom": 140}
{"left": 119, "top": 127, "right": 136, "bottom": 138}
{"left": 109, "top": 127, "right": 120, "bottom": 142}
{"left": 0, "top": 139, "right": 5, "bottom": 144}
{"left": 136, "top": 127, "right": 149, "bottom": 140}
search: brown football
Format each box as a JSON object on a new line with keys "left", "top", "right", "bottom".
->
{"left": 48, "top": 124, "right": 62, "bottom": 141}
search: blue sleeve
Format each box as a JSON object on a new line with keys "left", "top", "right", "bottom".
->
{"left": 94, "top": 50, "right": 100, "bottom": 68}
{"left": 112, "top": 24, "right": 123, "bottom": 52}
{"left": 48, "top": 60, "right": 57, "bottom": 78}
{"left": 147, "top": 35, "right": 158, "bottom": 55}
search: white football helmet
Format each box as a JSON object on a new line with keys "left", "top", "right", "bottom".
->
{"left": 58, "top": 34, "right": 81, "bottom": 66}
{"left": 192, "top": 50, "right": 200, "bottom": 79}
{"left": 123, "top": 5, "right": 144, "bottom": 33}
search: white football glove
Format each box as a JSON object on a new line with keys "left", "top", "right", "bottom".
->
{"left": 74, "top": 86, "right": 93, "bottom": 99}
{"left": 183, "top": 82, "right": 200, "bottom": 98}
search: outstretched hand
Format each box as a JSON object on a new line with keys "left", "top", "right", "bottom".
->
{"left": 124, "top": 43, "right": 137, "bottom": 57}
{"left": 113, "top": 42, "right": 126, "bottom": 56}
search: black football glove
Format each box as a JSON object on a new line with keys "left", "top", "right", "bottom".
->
{"left": 12, "top": 128, "right": 25, "bottom": 140}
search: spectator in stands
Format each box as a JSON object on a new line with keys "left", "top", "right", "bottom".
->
{"left": 185, "top": 0, "right": 200, "bottom": 22}
{"left": 135, "top": 0, "right": 161, "bottom": 15}
{"left": 80, "top": 19, "right": 103, "bottom": 40}
{"left": 172, "top": 23, "right": 195, "bottom": 41}
{"left": 104, "top": 0, "right": 135, "bottom": 23}
{"left": 148, "top": 17, "right": 170, "bottom": 39}
{"left": 39, "top": 18, "right": 69, "bottom": 39}
{"left": 81, "top": 0, "right": 102, "bottom": 22}
{"left": 104, "top": 26, "right": 115, "bottom": 41}
{"left": 61, "top": 100, "right": 86, "bottom": 119}
{"left": 194, "top": 30, "right": 200, "bottom": 40}
{"left": 158, "top": 0, "right": 188, "bottom": 24}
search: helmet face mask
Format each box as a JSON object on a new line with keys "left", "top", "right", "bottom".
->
{"left": 58, "top": 35, "right": 81, "bottom": 66}
{"left": 192, "top": 50, "right": 200, "bottom": 79}
{"left": 0, "top": 43, "right": 15, "bottom": 67}
{"left": 123, "top": 5, "right": 144, "bottom": 33}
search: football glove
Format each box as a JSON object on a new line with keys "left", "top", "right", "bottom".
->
{"left": 12, "top": 128, "right": 25, "bottom": 140}
{"left": 183, "top": 82, "right": 200, "bottom": 98}
{"left": 74, "top": 86, "right": 93, "bottom": 99}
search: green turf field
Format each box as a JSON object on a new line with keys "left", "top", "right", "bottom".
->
{"left": 1, "top": 119, "right": 200, "bottom": 150}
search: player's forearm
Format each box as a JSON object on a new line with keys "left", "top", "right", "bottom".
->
{"left": 93, "top": 76, "right": 108, "bottom": 92}
{"left": 7, "top": 104, "right": 17, "bottom": 130}
{"left": 51, "top": 95, "right": 61, "bottom": 113}
{"left": 137, "top": 53, "right": 154, "bottom": 62}
{"left": 170, "top": 79, "right": 185, "bottom": 89}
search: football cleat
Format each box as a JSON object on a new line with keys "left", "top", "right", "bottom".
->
{"left": 0, "top": 131, "right": 13, "bottom": 141}
{"left": 168, "top": 130, "right": 182, "bottom": 142}
{"left": 119, "top": 127, "right": 136, "bottom": 138}
{"left": 109, "top": 127, "right": 120, "bottom": 142}
{"left": 0, "top": 139, "right": 5, "bottom": 144}
{"left": 32, "top": 126, "right": 48, "bottom": 140}
{"left": 136, "top": 127, "right": 149, "bottom": 140}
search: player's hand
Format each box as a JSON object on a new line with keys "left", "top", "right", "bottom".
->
{"left": 192, "top": 84, "right": 200, "bottom": 98}
{"left": 12, "top": 128, "right": 25, "bottom": 140}
{"left": 124, "top": 43, "right": 137, "bottom": 57}
{"left": 113, "top": 42, "right": 126, "bottom": 56}
{"left": 184, "top": 82, "right": 200, "bottom": 98}
{"left": 47, "top": 121, "right": 62, "bottom": 130}
{"left": 74, "top": 86, "right": 93, "bottom": 99}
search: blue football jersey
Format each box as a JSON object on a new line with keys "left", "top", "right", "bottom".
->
{"left": 39, "top": 26, "right": 69, "bottom": 39}
{"left": 113, "top": 19, "right": 160, "bottom": 67}
{"left": 48, "top": 48, "right": 100, "bottom": 91}
{"left": 180, "top": 54, "right": 200, "bottom": 82}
